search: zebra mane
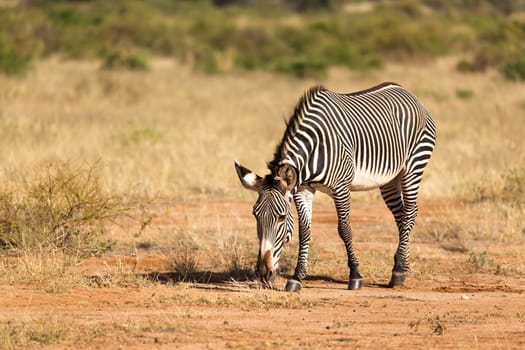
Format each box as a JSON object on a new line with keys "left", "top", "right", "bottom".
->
{"left": 267, "top": 85, "right": 326, "bottom": 174}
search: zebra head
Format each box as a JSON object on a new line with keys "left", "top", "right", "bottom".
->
{"left": 234, "top": 161, "right": 297, "bottom": 288}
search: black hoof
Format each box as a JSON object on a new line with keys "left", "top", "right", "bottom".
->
{"left": 348, "top": 278, "right": 362, "bottom": 290}
{"left": 285, "top": 279, "right": 302, "bottom": 292}
{"left": 389, "top": 271, "right": 405, "bottom": 287}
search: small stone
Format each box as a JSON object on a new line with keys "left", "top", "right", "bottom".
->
{"left": 461, "top": 294, "right": 470, "bottom": 300}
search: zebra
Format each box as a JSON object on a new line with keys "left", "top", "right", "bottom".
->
{"left": 235, "top": 82, "right": 436, "bottom": 291}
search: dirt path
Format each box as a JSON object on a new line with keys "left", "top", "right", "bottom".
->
{"left": 1, "top": 201, "right": 524, "bottom": 349}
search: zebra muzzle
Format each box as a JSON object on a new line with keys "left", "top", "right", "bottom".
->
{"left": 257, "top": 250, "right": 276, "bottom": 287}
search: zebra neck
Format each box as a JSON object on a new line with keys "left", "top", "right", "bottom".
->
{"left": 269, "top": 137, "right": 317, "bottom": 187}
{"left": 268, "top": 87, "right": 327, "bottom": 185}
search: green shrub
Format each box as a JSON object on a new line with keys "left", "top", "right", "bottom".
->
{"left": 47, "top": 6, "right": 106, "bottom": 27}
{"left": 273, "top": 56, "right": 328, "bottom": 78}
{"left": 0, "top": 0, "right": 524, "bottom": 79}
{"left": 456, "top": 52, "right": 491, "bottom": 73}
{"left": 232, "top": 26, "right": 274, "bottom": 71}
{"left": 500, "top": 59, "right": 525, "bottom": 81}
{"left": 190, "top": 17, "right": 236, "bottom": 52}
{"left": 327, "top": 44, "right": 383, "bottom": 71}
{"left": 101, "top": 51, "right": 150, "bottom": 71}
{"left": 468, "top": 18, "right": 525, "bottom": 77}
{"left": 0, "top": 37, "right": 31, "bottom": 76}
{"left": 286, "top": 0, "right": 333, "bottom": 12}
{"left": 190, "top": 46, "right": 219, "bottom": 74}
{"left": 456, "top": 59, "right": 478, "bottom": 73}
{"left": 455, "top": 88, "right": 474, "bottom": 99}
{"left": 371, "top": 21, "right": 447, "bottom": 59}
{"left": 0, "top": 162, "right": 125, "bottom": 257}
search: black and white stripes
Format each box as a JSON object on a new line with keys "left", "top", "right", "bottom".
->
{"left": 236, "top": 82, "right": 436, "bottom": 291}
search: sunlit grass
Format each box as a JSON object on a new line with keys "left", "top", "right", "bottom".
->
{"left": 0, "top": 57, "right": 524, "bottom": 291}
{"left": 1, "top": 57, "right": 523, "bottom": 203}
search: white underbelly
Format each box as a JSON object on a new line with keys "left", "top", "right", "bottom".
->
{"left": 350, "top": 169, "right": 398, "bottom": 191}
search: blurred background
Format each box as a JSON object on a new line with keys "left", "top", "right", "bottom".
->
{"left": 1, "top": 0, "right": 525, "bottom": 80}
{"left": 1, "top": 0, "right": 524, "bottom": 202}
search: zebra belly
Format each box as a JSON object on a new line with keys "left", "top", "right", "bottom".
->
{"left": 349, "top": 169, "right": 398, "bottom": 191}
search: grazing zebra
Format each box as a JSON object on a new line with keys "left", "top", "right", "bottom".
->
{"left": 235, "top": 82, "right": 436, "bottom": 291}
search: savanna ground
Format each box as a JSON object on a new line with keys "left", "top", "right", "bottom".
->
{"left": 0, "top": 57, "right": 524, "bottom": 349}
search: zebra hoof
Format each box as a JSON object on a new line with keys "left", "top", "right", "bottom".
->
{"left": 285, "top": 279, "right": 302, "bottom": 292}
{"left": 389, "top": 271, "right": 406, "bottom": 287}
{"left": 348, "top": 278, "right": 362, "bottom": 290}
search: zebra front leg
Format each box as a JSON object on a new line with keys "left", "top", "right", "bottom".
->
{"left": 334, "top": 188, "right": 362, "bottom": 290}
{"left": 286, "top": 188, "right": 315, "bottom": 292}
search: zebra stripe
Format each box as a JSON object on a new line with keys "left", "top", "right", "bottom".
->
{"left": 236, "top": 82, "right": 436, "bottom": 290}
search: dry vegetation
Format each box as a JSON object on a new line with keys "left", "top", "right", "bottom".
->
{"left": 1, "top": 57, "right": 523, "bottom": 201}
{"left": 0, "top": 57, "right": 524, "bottom": 348}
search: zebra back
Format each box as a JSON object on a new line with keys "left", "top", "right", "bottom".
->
{"left": 269, "top": 83, "right": 436, "bottom": 188}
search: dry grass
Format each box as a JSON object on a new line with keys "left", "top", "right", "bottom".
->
{"left": 1, "top": 57, "right": 523, "bottom": 203}
{"left": 0, "top": 56, "right": 524, "bottom": 289}
{"left": 0, "top": 252, "right": 86, "bottom": 293}
{"left": 0, "top": 162, "right": 122, "bottom": 255}
{"left": 0, "top": 313, "right": 72, "bottom": 349}
{"left": 0, "top": 58, "right": 300, "bottom": 201}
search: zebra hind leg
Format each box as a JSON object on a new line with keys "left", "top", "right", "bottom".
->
{"left": 379, "top": 180, "right": 407, "bottom": 287}
{"left": 389, "top": 170, "right": 425, "bottom": 287}
{"left": 389, "top": 131, "right": 435, "bottom": 287}
{"left": 388, "top": 122, "right": 436, "bottom": 287}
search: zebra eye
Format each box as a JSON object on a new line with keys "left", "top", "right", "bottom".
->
{"left": 278, "top": 214, "right": 286, "bottom": 222}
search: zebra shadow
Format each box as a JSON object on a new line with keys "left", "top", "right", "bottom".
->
{"left": 136, "top": 271, "right": 391, "bottom": 290}
{"left": 139, "top": 269, "right": 255, "bottom": 285}
{"left": 300, "top": 275, "right": 391, "bottom": 289}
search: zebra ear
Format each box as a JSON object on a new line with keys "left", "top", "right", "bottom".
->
{"left": 278, "top": 164, "right": 297, "bottom": 193}
{"left": 235, "top": 161, "right": 263, "bottom": 192}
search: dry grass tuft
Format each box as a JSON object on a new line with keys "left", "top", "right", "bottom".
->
{"left": 0, "top": 252, "right": 86, "bottom": 292}
{"left": 0, "top": 161, "right": 122, "bottom": 257}
{"left": 168, "top": 235, "right": 200, "bottom": 281}
{"left": 0, "top": 312, "right": 112, "bottom": 349}
{"left": 0, "top": 315, "right": 66, "bottom": 349}
{"left": 214, "top": 232, "right": 254, "bottom": 274}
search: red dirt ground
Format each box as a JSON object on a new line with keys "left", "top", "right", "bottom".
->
{"left": 1, "top": 201, "right": 524, "bottom": 349}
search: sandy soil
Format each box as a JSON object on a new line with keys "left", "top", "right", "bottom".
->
{"left": 1, "top": 201, "right": 524, "bottom": 349}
